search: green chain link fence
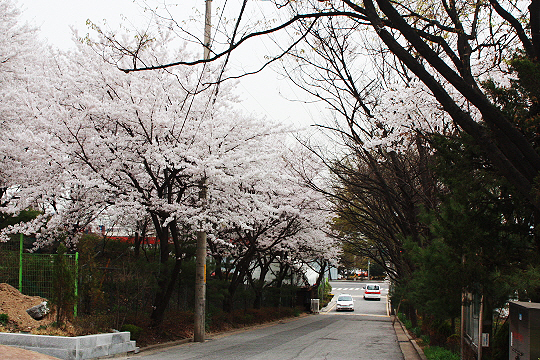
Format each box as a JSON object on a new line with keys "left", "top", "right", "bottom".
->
{"left": 0, "top": 234, "right": 78, "bottom": 315}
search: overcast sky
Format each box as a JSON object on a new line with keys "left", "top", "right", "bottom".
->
{"left": 16, "top": 0, "right": 327, "bottom": 128}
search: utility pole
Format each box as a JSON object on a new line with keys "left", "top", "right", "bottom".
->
{"left": 194, "top": 180, "right": 207, "bottom": 342}
{"left": 194, "top": 0, "right": 212, "bottom": 343}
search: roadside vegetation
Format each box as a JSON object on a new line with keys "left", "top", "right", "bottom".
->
{"left": 0, "top": 232, "right": 309, "bottom": 345}
{"left": 423, "top": 346, "right": 460, "bottom": 360}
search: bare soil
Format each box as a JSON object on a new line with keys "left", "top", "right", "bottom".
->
{"left": 0, "top": 283, "right": 55, "bottom": 332}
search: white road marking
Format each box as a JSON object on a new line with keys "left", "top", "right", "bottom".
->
{"left": 335, "top": 287, "right": 365, "bottom": 291}
{"left": 322, "top": 312, "right": 390, "bottom": 317}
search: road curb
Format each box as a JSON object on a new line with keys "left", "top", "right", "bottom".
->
{"left": 320, "top": 297, "right": 336, "bottom": 313}
{"left": 134, "top": 337, "right": 193, "bottom": 354}
{"left": 393, "top": 315, "right": 428, "bottom": 360}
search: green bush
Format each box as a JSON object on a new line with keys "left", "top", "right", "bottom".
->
{"left": 404, "top": 319, "right": 413, "bottom": 330}
{"left": 0, "top": 313, "right": 8, "bottom": 325}
{"left": 121, "top": 324, "right": 143, "bottom": 341}
{"left": 424, "top": 346, "right": 460, "bottom": 360}
{"left": 238, "top": 313, "right": 254, "bottom": 324}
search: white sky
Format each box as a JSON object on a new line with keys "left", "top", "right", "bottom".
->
{"left": 16, "top": 0, "right": 328, "bottom": 128}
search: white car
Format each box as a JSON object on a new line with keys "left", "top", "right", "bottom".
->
{"left": 363, "top": 284, "right": 382, "bottom": 300}
{"left": 336, "top": 294, "right": 354, "bottom": 311}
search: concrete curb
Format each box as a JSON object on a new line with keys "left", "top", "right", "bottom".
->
{"left": 0, "top": 331, "right": 138, "bottom": 360}
{"left": 393, "top": 316, "right": 428, "bottom": 360}
{"left": 133, "top": 338, "right": 192, "bottom": 354}
{"left": 320, "top": 297, "right": 336, "bottom": 313}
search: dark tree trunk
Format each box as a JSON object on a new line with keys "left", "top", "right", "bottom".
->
{"left": 223, "top": 247, "right": 257, "bottom": 312}
{"left": 253, "top": 289, "right": 262, "bottom": 309}
{"left": 134, "top": 232, "right": 141, "bottom": 258}
{"left": 408, "top": 305, "right": 418, "bottom": 328}
{"left": 252, "top": 258, "right": 273, "bottom": 309}
{"left": 149, "top": 213, "right": 173, "bottom": 326}
{"left": 315, "top": 261, "right": 327, "bottom": 289}
{"left": 213, "top": 255, "right": 223, "bottom": 280}
{"left": 530, "top": 0, "right": 540, "bottom": 60}
{"left": 275, "top": 263, "right": 290, "bottom": 288}
{"left": 150, "top": 257, "right": 183, "bottom": 326}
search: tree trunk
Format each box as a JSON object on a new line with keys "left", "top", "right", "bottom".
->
{"left": 134, "top": 232, "right": 141, "bottom": 258}
{"left": 408, "top": 305, "right": 418, "bottom": 328}
{"left": 275, "top": 263, "right": 290, "bottom": 288}
{"left": 213, "top": 255, "right": 223, "bottom": 279}
{"left": 252, "top": 256, "right": 274, "bottom": 309}
{"left": 150, "top": 257, "right": 183, "bottom": 326}
{"left": 315, "top": 261, "right": 327, "bottom": 289}
{"left": 223, "top": 282, "right": 237, "bottom": 313}
{"left": 253, "top": 289, "right": 262, "bottom": 309}
{"left": 223, "top": 245, "right": 257, "bottom": 312}
{"left": 149, "top": 213, "right": 173, "bottom": 326}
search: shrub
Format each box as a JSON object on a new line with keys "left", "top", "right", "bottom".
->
{"left": 238, "top": 313, "right": 254, "bottom": 324}
{"left": 445, "top": 333, "right": 460, "bottom": 354}
{"left": 0, "top": 313, "right": 8, "bottom": 325}
{"left": 424, "top": 346, "right": 460, "bottom": 360}
{"left": 404, "top": 319, "right": 413, "bottom": 330}
{"left": 51, "top": 243, "right": 76, "bottom": 324}
{"left": 491, "top": 321, "right": 509, "bottom": 360}
{"left": 412, "top": 326, "right": 422, "bottom": 338}
{"left": 318, "top": 278, "right": 332, "bottom": 305}
{"left": 121, "top": 324, "right": 143, "bottom": 341}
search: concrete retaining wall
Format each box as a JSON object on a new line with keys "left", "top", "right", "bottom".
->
{"left": 0, "top": 331, "right": 139, "bottom": 359}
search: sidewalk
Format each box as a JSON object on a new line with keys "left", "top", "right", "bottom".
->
{"left": 0, "top": 345, "right": 60, "bottom": 360}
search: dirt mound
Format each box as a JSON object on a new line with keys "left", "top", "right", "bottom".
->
{"left": 0, "top": 283, "right": 55, "bottom": 331}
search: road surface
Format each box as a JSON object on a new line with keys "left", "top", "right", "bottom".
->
{"left": 123, "top": 280, "right": 402, "bottom": 360}
{"left": 329, "top": 280, "right": 390, "bottom": 316}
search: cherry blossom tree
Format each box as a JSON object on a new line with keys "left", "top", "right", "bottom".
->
{"left": 96, "top": 0, "right": 540, "bottom": 215}
{"left": 206, "top": 150, "right": 338, "bottom": 310}
{"left": 1, "top": 23, "right": 340, "bottom": 322}
{"left": 0, "top": 0, "right": 341, "bottom": 324}
{"left": 0, "top": 0, "right": 45, "bottom": 216}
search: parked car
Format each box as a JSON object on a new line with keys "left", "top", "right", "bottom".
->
{"left": 336, "top": 294, "right": 355, "bottom": 311}
{"left": 363, "top": 284, "right": 381, "bottom": 300}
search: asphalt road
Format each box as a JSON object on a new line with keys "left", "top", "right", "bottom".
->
{"left": 329, "top": 280, "right": 390, "bottom": 316}
{"left": 123, "top": 280, "right": 402, "bottom": 360}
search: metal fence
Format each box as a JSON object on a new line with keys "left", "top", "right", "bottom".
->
{"left": 0, "top": 234, "right": 78, "bottom": 311}
{"left": 1, "top": 234, "right": 302, "bottom": 324}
